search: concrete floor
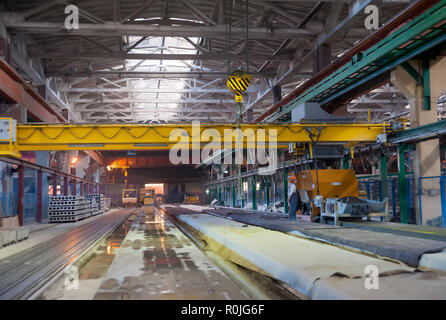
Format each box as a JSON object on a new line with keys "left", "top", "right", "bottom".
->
{"left": 94, "top": 207, "right": 248, "bottom": 300}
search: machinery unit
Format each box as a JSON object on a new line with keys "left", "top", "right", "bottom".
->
{"left": 184, "top": 193, "right": 200, "bottom": 204}
{"left": 142, "top": 189, "right": 155, "bottom": 206}
{"left": 122, "top": 189, "right": 138, "bottom": 207}
{"left": 155, "top": 194, "right": 164, "bottom": 205}
{"left": 296, "top": 169, "right": 388, "bottom": 224}
{"left": 318, "top": 196, "right": 388, "bottom": 226}
{"left": 297, "top": 169, "right": 358, "bottom": 218}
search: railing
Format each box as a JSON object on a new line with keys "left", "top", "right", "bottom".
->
{"left": 206, "top": 169, "right": 446, "bottom": 228}
{"left": 358, "top": 175, "right": 417, "bottom": 223}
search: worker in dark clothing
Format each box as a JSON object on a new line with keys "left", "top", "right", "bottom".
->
{"left": 288, "top": 176, "right": 302, "bottom": 220}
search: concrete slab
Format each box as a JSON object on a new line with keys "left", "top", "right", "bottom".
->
{"left": 0, "top": 229, "right": 16, "bottom": 246}
{"left": 178, "top": 213, "right": 418, "bottom": 298}
{"left": 16, "top": 228, "right": 29, "bottom": 242}
{"left": 419, "top": 249, "right": 446, "bottom": 274}
{"left": 310, "top": 271, "right": 446, "bottom": 300}
{"left": 94, "top": 207, "right": 248, "bottom": 300}
{"left": 202, "top": 208, "right": 446, "bottom": 267}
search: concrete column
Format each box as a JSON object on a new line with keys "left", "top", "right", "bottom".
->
{"left": 379, "top": 153, "right": 388, "bottom": 201}
{"left": 272, "top": 86, "right": 282, "bottom": 104}
{"left": 37, "top": 85, "right": 47, "bottom": 100}
{"left": 80, "top": 182, "right": 84, "bottom": 195}
{"left": 245, "top": 109, "right": 253, "bottom": 122}
{"left": 72, "top": 180, "right": 77, "bottom": 196}
{"left": 313, "top": 43, "right": 331, "bottom": 75}
{"left": 0, "top": 104, "right": 27, "bottom": 122}
{"left": 391, "top": 56, "right": 446, "bottom": 225}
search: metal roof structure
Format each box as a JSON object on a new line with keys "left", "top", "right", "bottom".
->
{"left": 2, "top": 0, "right": 411, "bottom": 123}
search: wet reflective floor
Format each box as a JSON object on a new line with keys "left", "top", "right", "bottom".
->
{"left": 94, "top": 207, "right": 248, "bottom": 300}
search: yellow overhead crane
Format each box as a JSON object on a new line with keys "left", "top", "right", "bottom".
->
{"left": 0, "top": 118, "right": 389, "bottom": 158}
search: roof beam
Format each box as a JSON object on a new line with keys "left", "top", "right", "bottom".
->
{"left": 62, "top": 87, "right": 258, "bottom": 93}
{"left": 245, "top": 0, "right": 377, "bottom": 113}
{"left": 86, "top": 115, "right": 229, "bottom": 121}
{"left": 81, "top": 108, "right": 232, "bottom": 113}
{"left": 32, "top": 51, "right": 293, "bottom": 61}
{"left": 1, "top": 16, "right": 315, "bottom": 40}
{"left": 46, "top": 70, "right": 273, "bottom": 79}
{"left": 176, "top": 0, "right": 216, "bottom": 25}
{"left": 121, "top": 0, "right": 154, "bottom": 23}
{"left": 22, "top": 0, "right": 65, "bottom": 20}
{"left": 72, "top": 98, "right": 235, "bottom": 104}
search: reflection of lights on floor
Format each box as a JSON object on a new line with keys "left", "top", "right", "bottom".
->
{"left": 107, "top": 244, "right": 112, "bottom": 255}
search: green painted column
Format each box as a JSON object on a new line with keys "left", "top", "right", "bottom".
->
{"left": 232, "top": 181, "right": 236, "bottom": 207}
{"left": 283, "top": 168, "right": 288, "bottom": 214}
{"left": 342, "top": 157, "right": 350, "bottom": 169}
{"left": 266, "top": 177, "right": 270, "bottom": 207}
{"left": 218, "top": 185, "right": 222, "bottom": 206}
{"left": 398, "top": 144, "right": 408, "bottom": 223}
{"left": 251, "top": 176, "right": 257, "bottom": 210}
{"left": 380, "top": 153, "right": 388, "bottom": 200}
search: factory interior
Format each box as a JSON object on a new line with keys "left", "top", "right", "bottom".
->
{"left": 1, "top": 0, "right": 446, "bottom": 302}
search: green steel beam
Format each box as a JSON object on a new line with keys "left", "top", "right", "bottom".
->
{"left": 398, "top": 144, "right": 409, "bottom": 223}
{"left": 390, "top": 119, "right": 446, "bottom": 144}
{"left": 380, "top": 153, "right": 388, "bottom": 200}
{"left": 265, "top": 1, "right": 446, "bottom": 122}
{"left": 342, "top": 157, "right": 350, "bottom": 169}
{"left": 401, "top": 62, "right": 423, "bottom": 85}
{"left": 232, "top": 181, "right": 236, "bottom": 207}
{"left": 266, "top": 177, "right": 270, "bottom": 207}
{"left": 283, "top": 167, "right": 289, "bottom": 214}
{"left": 251, "top": 176, "right": 257, "bottom": 210}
